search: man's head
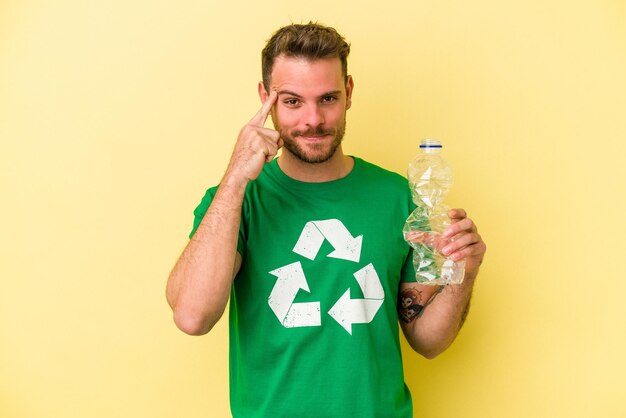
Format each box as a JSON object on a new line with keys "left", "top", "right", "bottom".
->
{"left": 259, "top": 23, "right": 354, "bottom": 165}
{"left": 261, "top": 22, "right": 351, "bottom": 93}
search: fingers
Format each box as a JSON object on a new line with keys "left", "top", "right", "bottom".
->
{"left": 248, "top": 126, "right": 281, "bottom": 158}
{"left": 249, "top": 89, "right": 278, "bottom": 127}
{"left": 438, "top": 207, "right": 487, "bottom": 264}
{"left": 441, "top": 232, "right": 480, "bottom": 259}
{"left": 264, "top": 135, "right": 281, "bottom": 162}
{"left": 441, "top": 209, "right": 480, "bottom": 260}
{"left": 226, "top": 90, "right": 281, "bottom": 182}
{"left": 447, "top": 238, "right": 487, "bottom": 262}
{"left": 443, "top": 216, "right": 476, "bottom": 238}
{"left": 448, "top": 208, "right": 467, "bottom": 220}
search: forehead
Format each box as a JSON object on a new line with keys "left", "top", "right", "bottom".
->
{"left": 269, "top": 55, "right": 344, "bottom": 94}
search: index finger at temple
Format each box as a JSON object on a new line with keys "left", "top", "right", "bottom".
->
{"left": 249, "top": 89, "right": 278, "bottom": 126}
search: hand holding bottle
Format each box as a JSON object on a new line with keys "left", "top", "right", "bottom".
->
{"left": 440, "top": 208, "right": 486, "bottom": 282}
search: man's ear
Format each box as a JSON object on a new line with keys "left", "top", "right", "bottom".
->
{"left": 258, "top": 82, "right": 268, "bottom": 103}
{"left": 345, "top": 75, "right": 354, "bottom": 110}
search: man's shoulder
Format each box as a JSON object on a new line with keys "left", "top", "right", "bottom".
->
{"left": 354, "top": 157, "right": 408, "bottom": 185}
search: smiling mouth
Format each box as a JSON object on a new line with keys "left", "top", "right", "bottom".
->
{"left": 299, "top": 134, "right": 330, "bottom": 141}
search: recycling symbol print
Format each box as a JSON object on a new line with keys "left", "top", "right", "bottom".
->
{"left": 268, "top": 219, "right": 385, "bottom": 335}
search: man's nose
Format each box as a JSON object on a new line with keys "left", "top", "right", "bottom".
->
{"left": 303, "top": 104, "right": 325, "bottom": 127}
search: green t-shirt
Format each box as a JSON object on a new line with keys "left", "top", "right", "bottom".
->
{"left": 191, "top": 157, "right": 417, "bottom": 418}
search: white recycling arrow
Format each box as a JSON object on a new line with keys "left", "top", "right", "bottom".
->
{"left": 268, "top": 261, "right": 321, "bottom": 328}
{"left": 292, "top": 219, "right": 363, "bottom": 263}
{"left": 328, "top": 263, "right": 385, "bottom": 334}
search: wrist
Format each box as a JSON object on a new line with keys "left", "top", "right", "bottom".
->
{"left": 221, "top": 169, "right": 250, "bottom": 190}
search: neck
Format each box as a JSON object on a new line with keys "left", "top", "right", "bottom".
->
{"left": 277, "top": 147, "right": 354, "bottom": 182}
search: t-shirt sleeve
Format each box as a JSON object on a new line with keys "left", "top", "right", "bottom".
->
{"left": 400, "top": 248, "right": 417, "bottom": 283}
{"left": 400, "top": 180, "right": 418, "bottom": 283}
{"left": 188, "top": 186, "right": 246, "bottom": 257}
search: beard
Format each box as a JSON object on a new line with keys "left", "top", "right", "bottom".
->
{"left": 275, "top": 115, "right": 347, "bottom": 164}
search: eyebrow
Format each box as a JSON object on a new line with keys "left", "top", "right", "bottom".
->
{"left": 277, "top": 90, "right": 342, "bottom": 99}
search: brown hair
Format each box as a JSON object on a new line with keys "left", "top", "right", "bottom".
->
{"left": 261, "top": 22, "right": 351, "bottom": 92}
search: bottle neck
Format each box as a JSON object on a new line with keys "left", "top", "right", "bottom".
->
{"left": 419, "top": 138, "right": 443, "bottom": 154}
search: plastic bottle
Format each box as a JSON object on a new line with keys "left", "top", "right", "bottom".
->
{"left": 403, "top": 139, "right": 465, "bottom": 285}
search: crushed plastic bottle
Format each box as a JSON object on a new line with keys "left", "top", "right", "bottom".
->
{"left": 403, "top": 139, "right": 465, "bottom": 285}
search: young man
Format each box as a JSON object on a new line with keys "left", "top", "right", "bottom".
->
{"left": 166, "top": 23, "right": 486, "bottom": 418}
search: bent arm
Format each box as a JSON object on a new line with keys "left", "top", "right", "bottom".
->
{"left": 398, "top": 280, "right": 474, "bottom": 359}
{"left": 166, "top": 178, "right": 246, "bottom": 335}
{"left": 166, "top": 89, "right": 280, "bottom": 336}
{"left": 398, "top": 208, "right": 485, "bottom": 358}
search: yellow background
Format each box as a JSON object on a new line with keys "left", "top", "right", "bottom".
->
{"left": 1, "top": 0, "right": 625, "bottom": 417}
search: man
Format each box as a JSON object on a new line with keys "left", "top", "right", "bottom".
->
{"left": 166, "top": 22, "right": 486, "bottom": 418}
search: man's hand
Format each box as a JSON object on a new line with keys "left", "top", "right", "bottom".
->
{"left": 440, "top": 208, "right": 487, "bottom": 280}
{"left": 224, "top": 89, "right": 282, "bottom": 183}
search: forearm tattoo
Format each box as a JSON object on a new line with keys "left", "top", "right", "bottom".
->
{"left": 398, "top": 286, "right": 445, "bottom": 324}
{"left": 397, "top": 288, "right": 425, "bottom": 323}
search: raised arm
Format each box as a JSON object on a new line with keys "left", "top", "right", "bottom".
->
{"left": 166, "top": 90, "right": 281, "bottom": 335}
{"left": 398, "top": 208, "right": 486, "bottom": 358}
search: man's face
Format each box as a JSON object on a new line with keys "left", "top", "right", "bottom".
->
{"left": 263, "top": 55, "right": 353, "bottom": 164}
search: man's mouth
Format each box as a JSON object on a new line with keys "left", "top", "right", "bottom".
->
{"left": 293, "top": 126, "right": 333, "bottom": 137}
{"left": 300, "top": 134, "right": 329, "bottom": 140}
{"left": 294, "top": 129, "right": 333, "bottom": 142}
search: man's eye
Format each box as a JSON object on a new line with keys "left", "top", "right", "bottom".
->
{"left": 284, "top": 99, "right": 300, "bottom": 106}
{"left": 322, "top": 96, "right": 338, "bottom": 103}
